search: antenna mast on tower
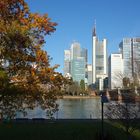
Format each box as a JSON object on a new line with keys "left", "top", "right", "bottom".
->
{"left": 93, "top": 19, "right": 96, "bottom": 36}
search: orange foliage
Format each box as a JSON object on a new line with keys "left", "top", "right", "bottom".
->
{"left": 0, "top": 0, "right": 69, "bottom": 119}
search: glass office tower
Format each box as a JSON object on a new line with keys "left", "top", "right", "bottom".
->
{"left": 64, "top": 41, "right": 87, "bottom": 83}
{"left": 92, "top": 24, "right": 108, "bottom": 90}
{"left": 119, "top": 37, "right": 140, "bottom": 78}
{"left": 71, "top": 57, "right": 85, "bottom": 82}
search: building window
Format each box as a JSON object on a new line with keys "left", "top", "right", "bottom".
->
{"left": 96, "top": 55, "right": 104, "bottom": 58}
{"left": 96, "top": 67, "right": 104, "bottom": 70}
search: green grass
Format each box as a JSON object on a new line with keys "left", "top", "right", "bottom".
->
{"left": 0, "top": 120, "right": 139, "bottom": 140}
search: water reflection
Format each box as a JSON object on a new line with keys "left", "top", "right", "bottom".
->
{"left": 56, "top": 98, "right": 101, "bottom": 119}
{"left": 17, "top": 98, "right": 101, "bottom": 119}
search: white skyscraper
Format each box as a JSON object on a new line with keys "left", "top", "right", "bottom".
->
{"left": 108, "top": 53, "right": 123, "bottom": 89}
{"left": 70, "top": 42, "right": 81, "bottom": 60}
{"left": 87, "top": 64, "right": 92, "bottom": 85}
{"left": 64, "top": 50, "right": 71, "bottom": 76}
{"left": 92, "top": 23, "right": 108, "bottom": 90}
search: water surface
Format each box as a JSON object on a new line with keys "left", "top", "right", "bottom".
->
{"left": 17, "top": 98, "right": 102, "bottom": 119}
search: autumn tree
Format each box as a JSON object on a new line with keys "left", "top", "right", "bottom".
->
{"left": 0, "top": 0, "right": 67, "bottom": 119}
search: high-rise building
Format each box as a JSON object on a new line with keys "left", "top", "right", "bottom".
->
{"left": 70, "top": 42, "right": 81, "bottom": 60}
{"left": 81, "top": 48, "right": 88, "bottom": 81}
{"left": 119, "top": 38, "right": 132, "bottom": 77}
{"left": 108, "top": 53, "right": 123, "bottom": 89}
{"left": 87, "top": 64, "right": 92, "bottom": 85}
{"left": 64, "top": 50, "right": 71, "bottom": 76}
{"left": 92, "top": 23, "right": 108, "bottom": 90}
{"left": 132, "top": 38, "right": 140, "bottom": 77}
{"left": 119, "top": 37, "right": 140, "bottom": 78}
{"left": 64, "top": 42, "right": 87, "bottom": 83}
{"left": 81, "top": 48, "right": 88, "bottom": 66}
{"left": 71, "top": 57, "right": 85, "bottom": 82}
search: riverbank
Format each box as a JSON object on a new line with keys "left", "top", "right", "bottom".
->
{"left": 62, "top": 95, "right": 100, "bottom": 99}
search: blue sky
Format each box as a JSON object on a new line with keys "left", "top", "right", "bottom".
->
{"left": 26, "top": 0, "right": 140, "bottom": 73}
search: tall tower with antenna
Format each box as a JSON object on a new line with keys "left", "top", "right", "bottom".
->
{"left": 93, "top": 19, "right": 96, "bottom": 36}
{"left": 92, "top": 20, "right": 97, "bottom": 84}
{"left": 92, "top": 21, "right": 108, "bottom": 90}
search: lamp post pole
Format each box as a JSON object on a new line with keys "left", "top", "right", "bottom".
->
{"left": 101, "top": 90, "right": 109, "bottom": 140}
{"left": 101, "top": 100, "right": 104, "bottom": 140}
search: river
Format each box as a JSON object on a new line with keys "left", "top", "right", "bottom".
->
{"left": 17, "top": 98, "right": 102, "bottom": 119}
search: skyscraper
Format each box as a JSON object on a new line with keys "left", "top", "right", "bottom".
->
{"left": 119, "top": 37, "right": 140, "bottom": 78}
{"left": 108, "top": 53, "right": 123, "bottom": 89}
{"left": 71, "top": 57, "right": 85, "bottom": 82}
{"left": 81, "top": 48, "right": 88, "bottom": 81}
{"left": 87, "top": 64, "right": 92, "bottom": 85}
{"left": 70, "top": 42, "right": 81, "bottom": 60}
{"left": 64, "top": 50, "right": 71, "bottom": 77}
{"left": 64, "top": 42, "right": 87, "bottom": 83}
{"left": 92, "top": 23, "right": 108, "bottom": 90}
{"left": 81, "top": 48, "right": 88, "bottom": 67}
{"left": 132, "top": 38, "right": 140, "bottom": 77}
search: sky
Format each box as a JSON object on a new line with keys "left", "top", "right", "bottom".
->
{"left": 26, "top": 0, "right": 140, "bottom": 73}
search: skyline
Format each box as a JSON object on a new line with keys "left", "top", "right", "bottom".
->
{"left": 26, "top": 0, "right": 140, "bottom": 73}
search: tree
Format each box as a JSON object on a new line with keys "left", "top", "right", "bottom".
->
{"left": 0, "top": 0, "right": 67, "bottom": 119}
{"left": 105, "top": 91, "right": 140, "bottom": 140}
{"left": 80, "top": 79, "right": 85, "bottom": 91}
{"left": 66, "top": 81, "right": 80, "bottom": 96}
{"left": 123, "top": 77, "right": 130, "bottom": 88}
{"left": 107, "top": 41, "right": 140, "bottom": 139}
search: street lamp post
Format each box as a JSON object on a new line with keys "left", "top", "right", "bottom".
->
{"left": 100, "top": 91, "right": 109, "bottom": 140}
{"left": 101, "top": 100, "right": 104, "bottom": 140}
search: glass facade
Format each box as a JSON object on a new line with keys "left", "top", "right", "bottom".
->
{"left": 122, "top": 38, "right": 132, "bottom": 76}
{"left": 70, "top": 42, "right": 81, "bottom": 59}
{"left": 81, "top": 48, "right": 87, "bottom": 66}
{"left": 87, "top": 64, "right": 92, "bottom": 85}
{"left": 64, "top": 42, "right": 87, "bottom": 83}
{"left": 95, "top": 41, "right": 105, "bottom": 75}
{"left": 71, "top": 57, "right": 85, "bottom": 82}
{"left": 92, "top": 27, "right": 108, "bottom": 90}
{"left": 64, "top": 50, "right": 71, "bottom": 76}
{"left": 64, "top": 61, "right": 71, "bottom": 75}
{"left": 108, "top": 53, "right": 123, "bottom": 89}
{"left": 119, "top": 37, "right": 140, "bottom": 78}
{"left": 132, "top": 38, "right": 140, "bottom": 75}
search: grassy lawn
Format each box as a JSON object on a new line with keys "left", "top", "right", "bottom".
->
{"left": 0, "top": 120, "right": 139, "bottom": 140}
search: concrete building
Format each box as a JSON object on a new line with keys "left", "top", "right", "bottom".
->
{"left": 92, "top": 23, "right": 108, "bottom": 90}
{"left": 119, "top": 37, "right": 140, "bottom": 78}
{"left": 108, "top": 53, "right": 123, "bottom": 89}
{"left": 87, "top": 64, "right": 92, "bottom": 85}
{"left": 64, "top": 50, "right": 71, "bottom": 76}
